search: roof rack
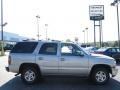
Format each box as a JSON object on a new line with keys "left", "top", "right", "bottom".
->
{"left": 37, "top": 39, "right": 61, "bottom": 43}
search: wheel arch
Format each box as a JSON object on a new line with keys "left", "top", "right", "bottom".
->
{"left": 89, "top": 64, "right": 112, "bottom": 76}
{"left": 19, "top": 63, "right": 41, "bottom": 74}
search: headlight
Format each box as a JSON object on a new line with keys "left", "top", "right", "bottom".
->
{"left": 113, "top": 59, "right": 116, "bottom": 64}
{"left": 112, "top": 59, "right": 116, "bottom": 67}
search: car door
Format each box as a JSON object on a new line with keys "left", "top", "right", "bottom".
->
{"left": 36, "top": 42, "right": 59, "bottom": 75}
{"left": 59, "top": 43, "right": 89, "bottom": 76}
{"left": 112, "top": 48, "right": 120, "bottom": 60}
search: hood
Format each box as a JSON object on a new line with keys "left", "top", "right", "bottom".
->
{"left": 90, "top": 54, "right": 114, "bottom": 60}
{"left": 90, "top": 54, "right": 116, "bottom": 66}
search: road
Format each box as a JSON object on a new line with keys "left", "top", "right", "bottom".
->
{"left": 0, "top": 54, "right": 120, "bottom": 90}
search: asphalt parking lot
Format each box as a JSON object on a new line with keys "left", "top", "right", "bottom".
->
{"left": 0, "top": 54, "right": 120, "bottom": 90}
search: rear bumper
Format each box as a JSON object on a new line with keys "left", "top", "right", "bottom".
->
{"left": 111, "top": 67, "right": 118, "bottom": 77}
{"left": 5, "top": 67, "right": 9, "bottom": 72}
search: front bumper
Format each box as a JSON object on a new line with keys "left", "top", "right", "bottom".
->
{"left": 5, "top": 67, "right": 9, "bottom": 72}
{"left": 111, "top": 67, "right": 118, "bottom": 77}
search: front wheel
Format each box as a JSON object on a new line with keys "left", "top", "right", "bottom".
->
{"left": 91, "top": 68, "right": 110, "bottom": 85}
{"left": 21, "top": 67, "right": 40, "bottom": 84}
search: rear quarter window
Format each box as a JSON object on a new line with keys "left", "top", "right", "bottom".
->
{"left": 11, "top": 42, "right": 38, "bottom": 53}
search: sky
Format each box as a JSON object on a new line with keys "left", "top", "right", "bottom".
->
{"left": 1, "top": 0, "right": 119, "bottom": 43}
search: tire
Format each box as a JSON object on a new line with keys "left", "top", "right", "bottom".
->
{"left": 91, "top": 68, "right": 110, "bottom": 85}
{"left": 21, "top": 67, "right": 40, "bottom": 85}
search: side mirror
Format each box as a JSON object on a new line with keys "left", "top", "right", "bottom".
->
{"left": 77, "top": 51, "right": 84, "bottom": 57}
{"left": 79, "top": 53, "right": 84, "bottom": 57}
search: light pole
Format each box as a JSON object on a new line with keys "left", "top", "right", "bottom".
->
{"left": 36, "top": 15, "right": 40, "bottom": 41}
{"left": 85, "top": 27, "right": 88, "bottom": 45}
{"left": 1, "top": 0, "right": 5, "bottom": 56}
{"left": 111, "top": 0, "right": 120, "bottom": 48}
{"left": 82, "top": 30, "right": 85, "bottom": 44}
{"left": 45, "top": 24, "right": 48, "bottom": 40}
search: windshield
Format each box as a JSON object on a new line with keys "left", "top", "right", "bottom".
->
{"left": 97, "top": 48, "right": 108, "bottom": 52}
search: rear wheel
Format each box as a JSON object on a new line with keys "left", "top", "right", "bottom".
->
{"left": 91, "top": 68, "right": 110, "bottom": 85}
{"left": 21, "top": 67, "right": 40, "bottom": 84}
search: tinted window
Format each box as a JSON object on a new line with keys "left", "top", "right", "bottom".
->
{"left": 107, "top": 48, "right": 116, "bottom": 53}
{"left": 39, "top": 43, "right": 57, "bottom": 55}
{"left": 111, "top": 48, "right": 116, "bottom": 52}
{"left": 11, "top": 42, "right": 38, "bottom": 53}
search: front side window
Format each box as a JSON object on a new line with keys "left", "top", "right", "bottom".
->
{"left": 61, "top": 43, "right": 84, "bottom": 56}
{"left": 39, "top": 43, "right": 57, "bottom": 55}
{"left": 107, "top": 48, "right": 116, "bottom": 53}
{"left": 111, "top": 48, "right": 116, "bottom": 52}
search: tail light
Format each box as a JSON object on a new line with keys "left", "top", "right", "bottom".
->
{"left": 8, "top": 56, "right": 11, "bottom": 65}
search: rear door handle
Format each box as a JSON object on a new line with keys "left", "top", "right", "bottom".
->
{"left": 39, "top": 57, "right": 43, "bottom": 60}
{"left": 61, "top": 58, "right": 65, "bottom": 61}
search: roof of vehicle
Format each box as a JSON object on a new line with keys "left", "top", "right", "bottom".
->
{"left": 19, "top": 40, "right": 76, "bottom": 44}
{"left": 97, "top": 47, "right": 120, "bottom": 52}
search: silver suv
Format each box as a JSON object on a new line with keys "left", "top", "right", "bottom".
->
{"left": 6, "top": 41, "right": 118, "bottom": 85}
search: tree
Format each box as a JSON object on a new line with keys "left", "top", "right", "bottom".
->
{"left": 113, "top": 41, "right": 118, "bottom": 47}
{"left": 66, "top": 39, "right": 71, "bottom": 42}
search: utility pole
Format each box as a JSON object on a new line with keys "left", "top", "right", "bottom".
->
{"left": 36, "top": 15, "right": 40, "bottom": 41}
{"left": 1, "top": 0, "right": 4, "bottom": 56}
{"left": 111, "top": 0, "right": 120, "bottom": 48}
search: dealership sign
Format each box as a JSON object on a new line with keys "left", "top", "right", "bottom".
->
{"left": 89, "top": 5, "right": 104, "bottom": 20}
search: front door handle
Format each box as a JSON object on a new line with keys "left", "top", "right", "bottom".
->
{"left": 61, "top": 58, "right": 65, "bottom": 61}
{"left": 39, "top": 57, "right": 43, "bottom": 60}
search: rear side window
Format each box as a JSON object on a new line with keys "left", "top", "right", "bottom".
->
{"left": 39, "top": 43, "right": 57, "bottom": 55}
{"left": 11, "top": 42, "right": 38, "bottom": 53}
